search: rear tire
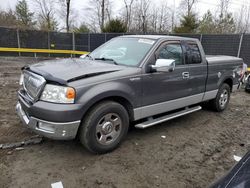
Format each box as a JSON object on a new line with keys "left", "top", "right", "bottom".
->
{"left": 79, "top": 101, "right": 129, "bottom": 154}
{"left": 210, "top": 83, "right": 231, "bottom": 112}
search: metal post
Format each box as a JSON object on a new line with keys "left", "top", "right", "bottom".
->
{"left": 48, "top": 31, "right": 50, "bottom": 57}
{"left": 104, "top": 33, "right": 107, "bottom": 42}
{"left": 88, "top": 33, "right": 91, "bottom": 52}
{"left": 72, "top": 32, "right": 75, "bottom": 51}
{"left": 72, "top": 32, "right": 75, "bottom": 57}
{"left": 16, "top": 29, "right": 21, "bottom": 56}
{"left": 237, "top": 33, "right": 244, "bottom": 58}
{"left": 200, "top": 34, "right": 203, "bottom": 43}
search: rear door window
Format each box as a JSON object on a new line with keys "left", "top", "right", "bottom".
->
{"left": 186, "top": 43, "right": 202, "bottom": 64}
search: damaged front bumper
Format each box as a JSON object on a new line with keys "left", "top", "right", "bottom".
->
{"left": 16, "top": 102, "right": 81, "bottom": 140}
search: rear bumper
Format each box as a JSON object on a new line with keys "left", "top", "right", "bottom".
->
{"left": 16, "top": 102, "right": 81, "bottom": 140}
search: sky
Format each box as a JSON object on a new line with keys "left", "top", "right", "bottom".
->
{"left": 1, "top": 0, "right": 250, "bottom": 26}
{"left": 1, "top": 0, "right": 249, "bottom": 12}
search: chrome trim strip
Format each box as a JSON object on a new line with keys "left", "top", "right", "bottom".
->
{"left": 133, "top": 93, "right": 204, "bottom": 120}
{"left": 32, "top": 117, "right": 81, "bottom": 125}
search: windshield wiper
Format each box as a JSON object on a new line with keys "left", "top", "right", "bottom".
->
{"left": 94, "top": 57, "right": 118, "bottom": 65}
{"left": 86, "top": 54, "right": 94, "bottom": 60}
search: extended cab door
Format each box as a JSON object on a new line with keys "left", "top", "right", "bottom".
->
{"left": 139, "top": 41, "right": 191, "bottom": 118}
{"left": 184, "top": 41, "right": 207, "bottom": 97}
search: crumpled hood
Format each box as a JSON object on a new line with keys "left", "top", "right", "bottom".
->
{"left": 25, "top": 58, "right": 125, "bottom": 84}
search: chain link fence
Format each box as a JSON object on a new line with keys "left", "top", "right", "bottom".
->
{"left": 0, "top": 27, "right": 249, "bottom": 65}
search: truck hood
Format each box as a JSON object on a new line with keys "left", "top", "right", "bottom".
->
{"left": 25, "top": 58, "right": 125, "bottom": 84}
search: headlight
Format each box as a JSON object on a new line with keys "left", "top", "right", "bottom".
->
{"left": 19, "top": 74, "right": 24, "bottom": 86}
{"left": 40, "top": 84, "right": 76, "bottom": 104}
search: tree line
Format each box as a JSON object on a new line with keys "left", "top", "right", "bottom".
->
{"left": 0, "top": 0, "right": 249, "bottom": 34}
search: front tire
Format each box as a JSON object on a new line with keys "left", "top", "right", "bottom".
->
{"left": 79, "top": 101, "right": 129, "bottom": 154}
{"left": 210, "top": 83, "right": 231, "bottom": 112}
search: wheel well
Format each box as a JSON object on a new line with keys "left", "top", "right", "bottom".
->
{"left": 223, "top": 78, "right": 233, "bottom": 91}
{"left": 86, "top": 96, "right": 134, "bottom": 122}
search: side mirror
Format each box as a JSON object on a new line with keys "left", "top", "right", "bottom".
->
{"left": 150, "top": 59, "right": 176, "bottom": 72}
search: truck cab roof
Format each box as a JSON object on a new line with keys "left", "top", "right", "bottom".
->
{"left": 119, "top": 35, "right": 199, "bottom": 42}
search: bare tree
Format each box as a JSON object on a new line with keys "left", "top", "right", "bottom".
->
{"left": 181, "top": 0, "right": 198, "bottom": 16}
{"left": 218, "top": 0, "right": 230, "bottom": 19}
{"left": 85, "top": 0, "right": 112, "bottom": 32}
{"left": 84, "top": 0, "right": 100, "bottom": 32}
{"left": 105, "top": 1, "right": 112, "bottom": 23}
{"left": 149, "top": 7, "right": 158, "bottom": 33}
{"left": 141, "top": 0, "right": 150, "bottom": 33}
{"left": 101, "top": 0, "right": 105, "bottom": 29}
{"left": 170, "top": 8, "right": 176, "bottom": 33}
{"left": 123, "top": 0, "right": 134, "bottom": 32}
{"left": 158, "top": 1, "right": 171, "bottom": 33}
{"left": 58, "top": 0, "right": 77, "bottom": 32}
{"left": 33, "top": 0, "right": 58, "bottom": 31}
{"left": 243, "top": 6, "right": 250, "bottom": 33}
{"left": 215, "top": 0, "right": 235, "bottom": 33}
{"left": 236, "top": 5, "right": 250, "bottom": 33}
{"left": 130, "top": 0, "right": 150, "bottom": 33}
{"left": 147, "top": 1, "right": 171, "bottom": 33}
{"left": 66, "top": 0, "right": 71, "bottom": 32}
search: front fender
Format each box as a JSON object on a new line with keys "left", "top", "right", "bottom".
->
{"left": 76, "top": 81, "right": 139, "bottom": 119}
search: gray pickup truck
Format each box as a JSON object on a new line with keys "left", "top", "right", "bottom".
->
{"left": 16, "top": 35, "right": 243, "bottom": 153}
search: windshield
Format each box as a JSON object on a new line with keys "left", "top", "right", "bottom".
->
{"left": 89, "top": 37, "right": 155, "bottom": 67}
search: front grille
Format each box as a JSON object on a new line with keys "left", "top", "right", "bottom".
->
{"left": 23, "top": 70, "right": 46, "bottom": 101}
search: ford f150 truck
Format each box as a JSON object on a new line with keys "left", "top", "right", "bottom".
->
{"left": 16, "top": 35, "right": 244, "bottom": 153}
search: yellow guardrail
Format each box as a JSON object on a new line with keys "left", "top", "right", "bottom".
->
{"left": 0, "top": 47, "right": 88, "bottom": 55}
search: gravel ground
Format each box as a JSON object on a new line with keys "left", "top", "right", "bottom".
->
{"left": 0, "top": 57, "right": 250, "bottom": 188}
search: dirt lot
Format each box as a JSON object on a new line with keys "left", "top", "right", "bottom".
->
{"left": 0, "top": 57, "right": 250, "bottom": 188}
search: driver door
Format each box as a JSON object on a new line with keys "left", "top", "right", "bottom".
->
{"left": 140, "top": 41, "right": 191, "bottom": 118}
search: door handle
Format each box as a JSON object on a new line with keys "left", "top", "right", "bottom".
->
{"left": 182, "top": 72, "right": 190, "bottom": 79}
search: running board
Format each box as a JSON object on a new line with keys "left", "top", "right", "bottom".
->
{"left": 135, "top": 106, "right": 202, "bottom": 129}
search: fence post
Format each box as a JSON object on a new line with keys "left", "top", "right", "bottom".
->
{"left": 200, "top": 34, "right": 203, "bottom": 43}
{"left": 88, "top": 33, "right": 90, "bottom": 52}
{"left": 237, "top": 33, "right": 244, "bottom": 58}
{"left": 48, "top": 31, "right": 50, "bottom": 57}
{"left": 104, "top": 33, "right": 107, "bottom": 42}
{"left": 16, "top": 29, "right": 21, "bottom": 56}
{"left": 72, "top": 32, "right": 75, "bottom": 57}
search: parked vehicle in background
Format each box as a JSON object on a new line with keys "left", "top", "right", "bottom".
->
{"left": 16, "top": 35, "right": 244, "bottom": 153}
{"left": 245, "top": 74, "right": 250, "bottom": 92}
{"left": 210, "top": 151, "right": 250, "bottom": 188}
